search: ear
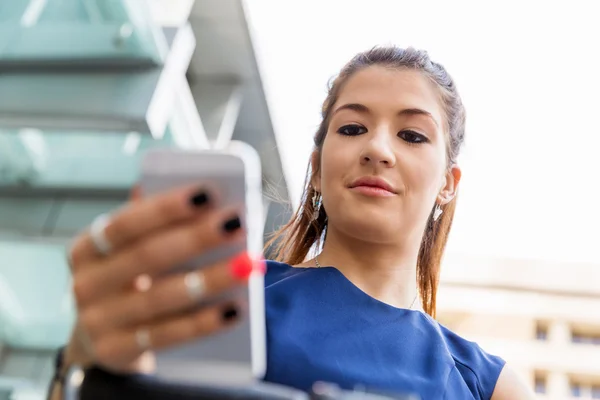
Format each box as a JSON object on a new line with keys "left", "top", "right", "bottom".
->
{"left": 310, "top": 150, "right": 322, "bottom": 192}
{"left": 437, "top": 164, "right": 461, "bottom": 205}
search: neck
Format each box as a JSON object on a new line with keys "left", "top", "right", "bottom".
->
{"left": 317, "top": 224, "right": 421, "bottom": 310}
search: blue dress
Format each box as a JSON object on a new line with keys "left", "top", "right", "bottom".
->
{"left": 262, "top": 261, "right": 505, "bottom": 400}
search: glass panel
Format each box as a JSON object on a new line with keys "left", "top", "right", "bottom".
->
{"left": 535, "top": 323, "right": 548, "bottom": 341}
{"left": 570, "top": 383, "right": 582, "bottom": 397}
{"left": 534, "top": 377, "right": 546, "bottom": 394}
{"left": 0, "top": 119, "right": 187, "bottom": 351}
{"left": 0, "top": 241, "right": 74, "bottom": 349}
{"left": 0, "top": 121, "right": 183, "bottom": 239}
{"left": 0, "top": 3, "right": 28, "bottom": 21}
{"left": 571, "top": 331, "right": 600, "bottom": 346}
{"left": 0, "top": 127, "right": 176, "bottom": 188}
{"left": 0, "top": 198, "right": 55, "bottom": 236}
{"left": 571, "top": 334, "right": 584, "bottom": 344}
{"left": 0, "top": 0, "right": 167, "bottom": 64}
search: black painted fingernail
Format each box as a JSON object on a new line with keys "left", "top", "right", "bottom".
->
{"left": 223, "top": 216, "right": 241, "bottom": 233}
{"left": 190, "top": 191, "right": 209, "bottom": 207}
{"left": 221, "top": 305, "right": 239, "bottom": 322}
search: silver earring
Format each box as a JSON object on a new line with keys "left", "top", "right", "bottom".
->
{"left": 433, "top": 203, "right": 443, "bottom": 222}
{"left": 312, "top": 191, "right": 322, "bottom": 221}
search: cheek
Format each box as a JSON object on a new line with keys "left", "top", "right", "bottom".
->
{"left": 319, "top": 135, "right": 348, "bottom": 188}
{"left": 402, "top": 150, "right": 446, "bottom": 197}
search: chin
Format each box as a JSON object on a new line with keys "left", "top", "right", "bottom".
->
{"left": 335, "top": 210, "right": 403, "bottom": 244}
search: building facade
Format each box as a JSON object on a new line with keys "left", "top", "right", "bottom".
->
{"left": 437, "top": 253, "right": 600, "bottom": 400}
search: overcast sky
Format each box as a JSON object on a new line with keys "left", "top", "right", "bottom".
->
{"left": 246, "top": 0, "right": 600, "bottom": 264}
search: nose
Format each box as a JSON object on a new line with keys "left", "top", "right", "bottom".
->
{"left": 359, "top": 129, "right": 396, "bottom": 167}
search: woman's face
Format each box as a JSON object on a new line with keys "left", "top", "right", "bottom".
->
{"left": 314, "top": 66, "right": 460, "bottom": 245}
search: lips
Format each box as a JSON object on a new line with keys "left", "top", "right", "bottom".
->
{"left": 348, "top": 176, "right": 397, "bottom": 194}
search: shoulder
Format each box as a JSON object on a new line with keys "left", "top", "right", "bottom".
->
{"left": 436, "top": 323, "right": 506, "bottom": 400}
{"left": 491, "top": 366, "right": 536, "bottom": 399}
{"left": 264, "top": 260, "right": 308, "bottom": 287}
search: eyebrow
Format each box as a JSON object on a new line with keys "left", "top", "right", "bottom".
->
{"left": 332, "top": 103, "right": 439, "bottom": 127}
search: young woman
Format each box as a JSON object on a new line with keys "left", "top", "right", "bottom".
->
{"left": 50, "top": 47, "right": 534, "bottom": 399}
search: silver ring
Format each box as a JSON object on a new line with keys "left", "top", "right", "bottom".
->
{"left": 90, "top": 214, "right": 112, "bottom": 256}
{"left": 184, "top": 271, "right": 206, "bottom": 301}
{"left": 135, "top": 328, "right": 152, "bottom": 351}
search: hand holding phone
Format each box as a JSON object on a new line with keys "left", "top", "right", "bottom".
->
{"left": 139, "top": 144, "right": 266, "bottom": 386}
{"left": 63, "top": 143, "right": 266, "bottom": 388}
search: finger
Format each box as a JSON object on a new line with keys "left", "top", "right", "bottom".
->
{"left": 129, "top": 184, "right": 142, "bottom": 203}
{"left": 66, "top": 182, "right": 160, "bottom": 276}
{"left": 93, "top": 301, "right": 243, "bottom": 368}
{"left": 74, "top": 207, "right": 245, "bottom": 307}
{"left": 70, "top": 185, "right": 215, "bottom": 268}
{"left": 81, "top": 253, "right": 261, "bottom": 336}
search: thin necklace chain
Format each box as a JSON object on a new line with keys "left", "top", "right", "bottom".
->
{"left": 314, "top": 255, "right": 419, "bottom": 310}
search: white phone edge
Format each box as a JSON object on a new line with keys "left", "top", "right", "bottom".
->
{"left": 230, "top": 141, "right": 267, "bottom": 381}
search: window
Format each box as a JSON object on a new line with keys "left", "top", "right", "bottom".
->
{"left": 534, "top": 376, "right": 547, "bottom": 395}
{"left": 571, "top": 331, "right": 600, "bottom": 345}
{"left": 568, "top": 381, "right": 600, "bottom": 399}
{"left": 536, "top": 323, "right": 548, "bottom": 341}
{"left": 592, "top": 385, "right": 600, "bottom": 399}
{"left": 571, "top": 383, "right": 582, "bottom": 397}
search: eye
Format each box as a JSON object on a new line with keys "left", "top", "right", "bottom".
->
{"left": 337, "top": 124, "right": 367, "bottom": 136}
{"left": 399, "top": 130, "right": 429, "bottom": 144}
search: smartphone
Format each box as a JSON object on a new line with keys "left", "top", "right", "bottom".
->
{"left": 138, "top": 142, "right": 266, "bottom": 387}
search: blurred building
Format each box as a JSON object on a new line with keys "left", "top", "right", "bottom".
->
{"left": 437, "top": 253, "right": 600, "bottom": 400}
{"left": 0, "top": 0, "right": 292, "bottom": 397}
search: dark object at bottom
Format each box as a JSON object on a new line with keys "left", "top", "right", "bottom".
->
{"left": 71, "top": 367, "right": 419, "bottom": 400}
